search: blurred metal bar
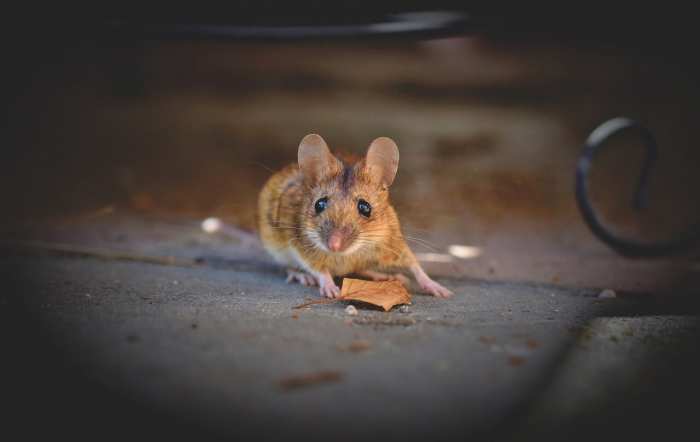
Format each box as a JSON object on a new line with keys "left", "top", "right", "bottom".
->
{"left": 107, "top": 11, "right": 481, "bottom": 41}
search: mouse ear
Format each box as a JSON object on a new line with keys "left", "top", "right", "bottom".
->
{"left": 298, "top": 134, "right": 341, "bottom": 183}
{"left": 365, "top": 137, "right": 399, "bottom": 188}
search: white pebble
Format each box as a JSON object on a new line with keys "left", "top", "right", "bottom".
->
{"left": 598, "top": 289, "right": 617, "bottom": 299}
{"left": 201, "top": 217, "right": 222, "bottom": 233}
{"left": 345, "top": 305, "right": 358, "bottom": 316}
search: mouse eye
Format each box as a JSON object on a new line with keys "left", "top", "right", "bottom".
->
{"left": 314, "top": 197, "right": 328, "bottom": 214}
{"left": 357, "top": 199, "right": 372, "bottom": 218}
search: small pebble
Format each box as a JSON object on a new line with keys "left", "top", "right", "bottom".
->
{"left": 398, "top": 305, "right": 410, "bottom": 313}
{"left": 201, "top": 217, "right": 222, "bottom": 233}
{"left": 598, "top": 289, "right": 617, "bottom": 299}
{"left": 345, "top": 305, "right": 358, "bottom": 316}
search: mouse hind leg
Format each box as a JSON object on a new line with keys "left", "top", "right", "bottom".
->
{"left": 381, "top": 236, "right": 454, "bottom": 298}
{"left": 274, "top": 246, "right": 340, "bottom": 299}
{"left": 409, "top": 263, "right": 453, "bottom": 298}
{"left": 286, "top": 269, "right": 318, "bottom": 286}
{"left": 268, "top": 247, "right": 319, "bottom": 287}
{"left": 357, "top": 269, "right": 410, "bottom": 286}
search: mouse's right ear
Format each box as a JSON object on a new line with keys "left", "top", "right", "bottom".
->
{"left": 365, "top": 137, "right": 399, "bottom": 189}
{"left": 298, "top": 134, "right": 341, "bottom": 183}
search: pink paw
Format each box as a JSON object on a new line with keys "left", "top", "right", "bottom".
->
{"left": 417, "top": 276, "right": 453, "bottom": 298}
{"left": 317, "top": 272, "right": 340, "bottom": 298}
{"left": 286, "top": 269, "right": 318, "bottom": 287}
{"left": 319, "top": 281, "right": 341, "bottom": 299}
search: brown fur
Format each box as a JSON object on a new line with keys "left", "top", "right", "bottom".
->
{"left": 257, "top": 150, "right": 416, "bottom": 277}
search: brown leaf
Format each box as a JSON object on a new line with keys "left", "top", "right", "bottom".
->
{"left": 339, "top": 278, "right": 411, "bottom": 311}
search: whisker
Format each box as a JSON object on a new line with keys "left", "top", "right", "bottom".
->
{"left": 248, "top": 161, "right": 277, "bottom": 174}
{"left": 356, "top": 238, "right": 403, "bottom": 260}
{"left": 403, "top": 234, "right": 440, "bottom": 247}
{"left": 404, "top": 237, "right": 442, "bottom": 253}
{"left": 401, "top": 226, "right": 433, "bottom": 234}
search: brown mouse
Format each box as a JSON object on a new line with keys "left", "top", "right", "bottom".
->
{"left": 257, "top": 134, "right": 453, "bottom": 299}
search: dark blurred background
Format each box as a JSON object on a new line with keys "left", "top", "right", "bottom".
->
{"left": 3, "top": 2, "right": 700, "bottom": 287}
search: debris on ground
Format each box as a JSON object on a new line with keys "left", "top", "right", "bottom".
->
{"left": 292, "top": 298, "right": 337, "bottom": 310}
{"left": 508, "top": 356, "right": 526, "bottom": 366}
{"left": 526, "top": 339, "right": 540, "bottom": 349}
{"left": 345, "top": 305, "right": 358, "bottom": 315}
{"left": 479, "top": 336, "right": 496, "bottom": 345}
{"left": 277, "top": 370, "right": 344, "bottom": 391}
{"left": 598, "top": 289, "right": 617, "bottom": 299}
{"left": 351, "top": 316, "right": 416, "bottom": 327}
{"left": 337, "top": 339, "right": 371, "bottom": 352}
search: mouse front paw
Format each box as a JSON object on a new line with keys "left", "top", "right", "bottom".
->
{"left": 319, "top": 282, "right": 341, "bottom": 299}
{"left": 318, "top": 273, "right": 341, "bottom": 299}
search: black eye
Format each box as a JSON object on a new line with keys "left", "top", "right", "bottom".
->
{"left": 357, "top": 199, "right": 372, "bottom": 217}
{"left": 314, "top": 197, "right": 328, "bottom": 214}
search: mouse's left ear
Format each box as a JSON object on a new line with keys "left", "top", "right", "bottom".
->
{"left": 298, "top": 133, "right": 341, "bottom": 184}
{"left": 365, "top": 137, "right": 399, "bottom": 189}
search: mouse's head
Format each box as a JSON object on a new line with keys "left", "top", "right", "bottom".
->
{"left": 297, "top": 133, "right": 399, "bottom": 255}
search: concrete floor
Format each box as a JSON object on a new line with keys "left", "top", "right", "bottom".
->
{"left": 3, "top": 221, "right": 699, "bottom": 441}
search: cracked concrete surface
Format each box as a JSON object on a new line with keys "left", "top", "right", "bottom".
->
{"left": 3, "top": 244, "right": 699, "bottom": 441}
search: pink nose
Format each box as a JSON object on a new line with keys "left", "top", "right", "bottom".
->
{"left": 328, "top": 230, "right": 344, "bottom": 252}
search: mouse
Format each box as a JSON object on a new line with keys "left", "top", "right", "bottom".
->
{"left": 257, "top": 133, "right": 453, "bottom": 299}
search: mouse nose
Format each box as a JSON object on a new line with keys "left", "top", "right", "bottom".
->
{"left": 328, "top": 229, "right": 345, "bottom": 252}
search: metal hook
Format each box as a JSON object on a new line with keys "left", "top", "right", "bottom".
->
{"left": 575, "top": 117, "right": 700, "bottom": 257}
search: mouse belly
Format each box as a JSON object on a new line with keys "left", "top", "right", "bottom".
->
{"left": 264, "top": 240, "right": 370, "bottom": 277}
{"left": 264, "top": 244, "right": 309, "bottom": 272}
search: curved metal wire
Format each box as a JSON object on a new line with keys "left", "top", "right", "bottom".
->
{"left": 575, "top": 117, "right": 700, "bottom": 257}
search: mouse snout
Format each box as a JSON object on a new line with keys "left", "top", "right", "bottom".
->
{"left": 327, "top": 227, "right": 353, "bottom": 252}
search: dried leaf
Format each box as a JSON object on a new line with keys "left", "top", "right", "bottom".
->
{"left": 340, "top": 278, "right": 411, "bottom": 311}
